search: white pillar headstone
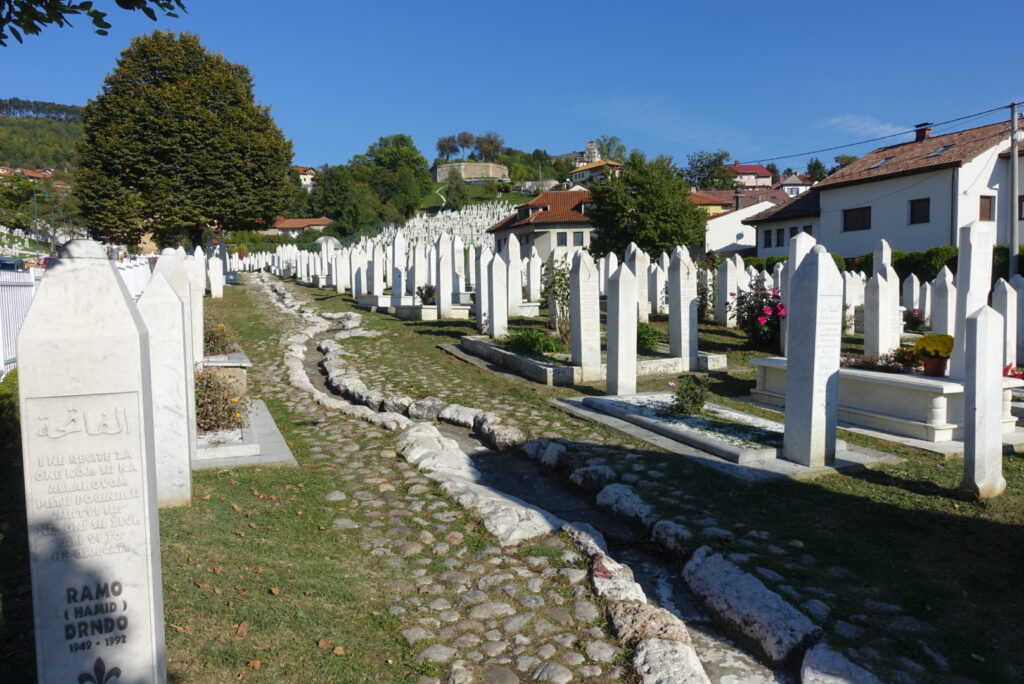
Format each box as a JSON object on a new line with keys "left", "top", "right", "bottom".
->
{"left": 17, "top": 239, "right": 167, "bottom": 683}
{"left": 873, "top": 239, "right": 891, "bottom": 276}
{"left": 901, "top": 274, "right": 920, "bottom": 313}
{"left": 715, "top": 259, "right": 737, "bottom": 327}
{"left": 505, "top": 233, "right": 522, "bottom": 316}
{"left": 436, "top": 234, "right": 453, "bottom": 317}
{"left": 625, "top": 243, "right": 650, "bottom": 322}
{"left": 782, "top": 232, "right": 816, "bottom": 354}
{"left": 931, "top": 267, "right": 957, "bottom": 336}
{"left": 476, "top": 246, "right": 492, "bottom": 333}
{"left": 370, "top": 244, "right": 385, "bottom": 296}
{"left": 487, "top": 254, "right": 508, "bottom": 337}
{"left": 607, "top": 264, "right": 638, "bottom": 395}
{"left": 864, "top": 273, "right": 894, "bottom": 357}
{"left": 391, "top": 231, "right": 407, "bottom": 305}
{"left": 183, "top": 255, "right": 205, "bottom": 364}
{"left": 918, "top": 281, "right": 932, "bottom": 325}
{"left": 527, "top": 247, "right": 542, "bottom": 302}
{"left": 208, "top": 256, "right": 224, "bottom": 298}
{"left": 137, "top": 273, "right": 191, "bottom": 508}
{"left": 992, "top": 278, "right": 1017, "bottom": 369}
{"left": 668, "top": 246, "right": 699, "bottom": 371}
{"left": 570, "top": 251, "right": 601, "bottom": 373}
{"left": 783, "top": 245, "right": 843, "bottom": 467}
{"left": 960, "top": 306, "right": 1007, "bottom": 499}
{"left": 950, "top": 223, "right": 995, "bottom": 380}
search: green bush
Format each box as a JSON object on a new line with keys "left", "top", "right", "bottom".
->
{"left": 637, "top": 321, "right": 662, "bottom": 355}
{"left": 204, "top": 314, "right": 240, "bottom": 357}
{"left": 669, "top": 375, "right": 708, "bottom": 415}
{"left": 0, "top": 369, "right": 19, "bottom": 451}
{"left": 502, "top": 328, "right": 563, "bottom": 355}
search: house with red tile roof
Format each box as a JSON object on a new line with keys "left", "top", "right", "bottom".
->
{"left": 292, "top": 166, "right": 317, "bottom": 192}
{"left": 773, "top": 173, "right": 814, "bottom": 197}
{"left": 569, "top": 160, "right": 623, "bottom": 186}
{"left": 268, "top": 216, "right": 332, "bottom": 238}
{"left": 730, "top": 161, "right": 773, "bottom": 188}
{"left": 487, "top": 190, "right": 594, "bottom": 260}
{"left": 743, "top": 120, "right": 1024, "bottom": 257}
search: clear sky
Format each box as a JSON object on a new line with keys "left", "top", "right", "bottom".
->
{"left": 3, "top": 0, "right": 1022, "bottom": 173}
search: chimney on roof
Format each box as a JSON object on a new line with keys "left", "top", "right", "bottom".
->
{"left": 914, "top": 122, "right": 932, "bottom": 142}
{"left": 734, "top": 194, "right": 743, "bottom": 210}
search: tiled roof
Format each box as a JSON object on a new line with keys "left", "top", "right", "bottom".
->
{"left": 816, "top": 120, "right": 1011, "bottom": 190}
{"left": 292, "top": 166, "right": 317, "bottom": 175}
{"left": 775, "top": 173, "right": 814, "bottom": 187}
{"left": 690, "top": 191, "right": 731, "bottom": 205}
{"left": 732, "top": 161, "right": 772, "bottom": 177}
{"left": 572, "top": 160, "right": 624, "bottom": 174}
{"left": 274, "top": 216, "right": 332, "bottom": 229}
{"left": 741, "top": 190, "right": 820, "bottom": 225}
{"left": 487, "top": 191, "right": 592, "bottom": 233}
{"left": 692, "top": 189, "right": 790, "bottom": 208}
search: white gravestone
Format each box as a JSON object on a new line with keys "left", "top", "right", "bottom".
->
{"left": 950, "top": 224, "right": 994, "bottom": 380}
{"left": 1011, "top": 273, "right": 1024, "bottom": 364}
{"left": 17, "top": 239, "right": 167, "bottom": 683}
{"left": 137, "top": 273, "right": 192, "bottom": 508}
{"left": 873, "top": 239, "right": 891, "bottom": 276}
{"left": 992, "top": 278, "right": 1017, "bottom": 368}
{"left": 668, "top": 246, "right": 699, "bottom": 371}
{"left": 782, "top": 232, "right": 816, "bottom": 355}
{"left": 208, "top": 256, "right": 224, "bottom": 298}
{"left": 625, "top": 243, "right": 650, "bottom": 322}
{"left": 918, "top": 281, "right": 932, "bottom": 325}
{"left": 452, "top": 235, "right": 466, "bottom": 293}
{"left": 390, "top": 231, "right": 406, "bottom": 305}
{"left": 505, "top": 233, "right": 522, "bottom": 316}
{"left": 901, "top": 274, "right": 920, "bottom": 313}
{"left": 960, "top": 306, "right": 1007, "bottom": 499}
{"left": 487, "top": 254, "right": 508, "bottom": 338}
{"left": 182, "top": 255, "right": 205, "bottom": 365}
{"left": 436, "top": 234, "right": 453, "bottom": 318}
{"left": 527, "top": 247, "right": 542, "bottom": 302}
{"left": 715, "top": 258, "right": 737, "bottom": 327}
{"left": 648, "top": 264, "right": 667, "bottom": 315}
{"left": 410, "top": 243, "right": 427, "bottom": 297}
{"left": 601, "top": 252, "right": 618, "bottom": 297}
{"left": 864, "top": 272, "right": 894, "bottom": 357}
{"left": 475, "top": 246, "right": 492, "bottom": 333}
{"left": 783, "top": 245, "right": 843, "bottom": 467}
{"left": 370, "top": 244, "right": 385, "bottom": 296}
{"left": 879, "top": 264, "right": 903, "bottom": 351}
{"left": 607, "top": 263, "right": 638, "bottom": 395}
{"left": 570, "top": 251, "right": 601, "bottom": 373}
{"left": 931, "top": 267, "right": 957, "bottom": 336}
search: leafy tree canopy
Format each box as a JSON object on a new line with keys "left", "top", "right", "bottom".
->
{"left": 682, "top": 149, "right": 738, "bottom": 190}
{"left": 74, "top": 30, "right": 293, "bottom": 247}
{"left": 0, "top": 0, "right": 185, "bottom": 46}
{"left": 766, "top": 162, "right": 780, "bottom": 184}
{"left": 829, "top": 154, "right": 858, "bottom": 175}
{"left": 444, "top": 169, "right": 469, "bottom": 211}
{"left": 588, "top": 150, "right": 706, "bottom": 258}
{"left": 594, "top": 135, "right": 626, "bottom": 162}
{"left": 806, "top": 157, "right": 827, "bottom": 182}
{"left": 473, "top": 131, "right": 503, "bottom": 162}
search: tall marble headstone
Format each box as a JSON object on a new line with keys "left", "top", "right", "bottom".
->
{"left": 901, "top": 274, "right": 920, "bottom": 313}
{"left": 370, "top": 244, "right": 386, "bottom": 296}
{"left": 436, "top": 234, "right": 453, "bottom": 317}
{"left": 475, "top": 246, "right": 492, "bottom": 333}
{"left": 782, "top": 232, "right": 816, "bottom": 355}
{"left": 390, "top": 231, "right": 407, "bottom": 304}
{"left": 668, "top": 246, "right": 699, "bottom": 371}
{"left": 960, "top": 306, "right": 1007, "bottom": 499}
{"left": 992, "top": 278, "right": 1017, "bottom": 368}
{"left": 505, "top": 234, "right": 522, "bottom": 316}
{"left": 208, "top": 256, "right": 224, "bottom": 299}
{"left": 864, "top": 273, "right": 894, "bottom": 357}
{"left": 137, "top": 273, "right": 191, "bottom": 508}
{"left": 873, "top": 239, "right": 891, "bottom": 276}
{"left": 783, "top": 245, "right": 843, "bottom": 467}
{"left": 487, "top": 254, "right": 508, "bottom": 337}
{"left": 714, "top": 258, "right": 737, "bottom": 327}
{"left": 570, "top": 251, "right": 600, "bottom": 373}
{"left": 526, "top": 247, "right": 542, "bottom": 302}
{"left": 918, "top": 281, "right": 932, "bottom": 325}
{"left": 607, "top": 263, "right": 638, "bottom": 395}
{"left": 931, "top": 267, "right": 957, "bottom": 336}
{"left": 625, "top": 243, "right": 650, "bottom": 322}
{"left": 17, "top": 239, "right": 167, "bottom": 683}
{"left": 182, "top": 255, "right": 205, "bottom": 364}
{"left": 950, "top": 223, "right": 994, "bottom": 380}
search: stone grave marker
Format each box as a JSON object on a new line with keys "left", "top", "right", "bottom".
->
{"left": 436, "top": 234, "right": 453, "bottom": 317}
{"left": 992, "top": 278, "right": 1017, "bottom": 368}
{"left": 475, "top": 246, "right": 492, "bottom": 333}
{"left": 17, "top": 239, "right": 167, "bottom": 683}
{"left": 607, "top": 263, "right": 637, "bottom": 395}
{"left": 950, "top": 223, "right": 994, "bottom": 379}
{"left": 931, "top": 267, "right": 956, "bottom": 336}
{"left": 783, "top": 245, "right": 843, "bottom": 467}
{"left": 960, "top": 306, "right": 1007, "bottom": 499}
{"left": 715, "top": 258, "right": 737, "bottom": 327}
{"left": 570, "top": 251, "right": 600, "bottom": 373}
{"left": 668, "top": 246, "right": 699, "bottom": 371}
{"left": 208, "top": 256, "right": 224, "bottom": 299}
{"left": 487, "top": 253, "right": 508, "bottom": 337}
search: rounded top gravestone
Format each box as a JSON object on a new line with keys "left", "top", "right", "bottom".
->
{"left": 60, "top": 239, "right": 108, "bottom": 259}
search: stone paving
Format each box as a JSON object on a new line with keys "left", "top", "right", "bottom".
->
{"left": 239, "top": 282, "right": 631, "bottom": 683}
{"left": 244, "top": 276, "right": 960, "bottom": 684}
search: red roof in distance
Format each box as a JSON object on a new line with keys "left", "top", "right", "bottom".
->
{"left": 731, "top": 161, "right": 772, "bottom": 177}
{"left": 487, "top": 190, "right": 592, "bottom": 233}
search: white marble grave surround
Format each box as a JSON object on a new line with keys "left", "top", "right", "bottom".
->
{"left": 137, "top": 273, "right": 192, "bottom": 508}
{"left": 17, "top": 239, "right": 166, "bottom": 683}
{"left": 607, "top": 263, "right": 638, "bottom": 395}
{"left": 961, "top": 306, "right": 1007, "bottom": 499}
{"left": 783, "top": 245, "right": 843, "bottom": 467}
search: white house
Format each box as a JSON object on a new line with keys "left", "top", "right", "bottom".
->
{"left": 292, "top": 166, "right": 317, "bottom": 192}
{"left": 704, "top": 201, "right": 777, "bottom": 254}
{"left": 775, "top": 173, "right": 814, "bottom": 197}
{"left": 730, "top": 161, "right": 773, "bottom": 188}
{"left": 745, "top": 120, "right": 1024, "bottom": 257}
{"left": 569, "top": 160, "right": 623, "bottom": 185}
{"left": 487, "top": 190, "right": 595, "bottom": 261}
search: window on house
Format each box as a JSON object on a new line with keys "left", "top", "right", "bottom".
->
{"left": 909, "top": 198, "right": 930, "bottom": 224}
{"left": 573, "top": 231, "right": 584, "bottom": 246}
{"left": 980, "top": 195, "right": 995, "bottom": 221}
{"left": 803, "top": 225, "right": 813, "bottom": 236}
{"left": 556, "top": 232, "right": 568, "bottom": 246}
{"left": 1019, "top": 195, "right": 1024, "bottom": 218}
{"left": 925, "top": 145, "right": 956, "bottom": 158}
{"left": 763, "top": 230, "right": 772, "bottom": 248}
{"left": 789, "top": 226, "right": 800, "bottom": 237}
{"left": 867, "top": 156, "right": 895, "bottom": 169}
{"left": 843, "top": 207, "right": 871, "bottom": 231}
{"left": 775, "top": 228, "right": 785, "bottom": 247}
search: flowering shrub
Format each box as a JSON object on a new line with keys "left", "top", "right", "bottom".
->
{"left": 204, "top": 314, "right": 239, "bottom": 356}
{"left": 914, "top": 334, "right": 953, "bottom": 359}
{"left": 196, "top": 370, "right": 250, "bottom": 432}
{"left": 729, "top": 287, "right": 786, "bottom": 351}
{"left": 1003, "top": 364, "right": 1024, "bottom": 380}
{"left": 903, "top": 307, "right": 926, "bottom": 331}
{"left": 892, "top": 344, "right": 920, "bottom": 369}
{"left": 416, "top": 285, "right": 436, "bottom": 305}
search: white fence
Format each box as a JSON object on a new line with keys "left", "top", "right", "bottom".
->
{"left": 1, "top": 268, "right": 42, "bottom": 379}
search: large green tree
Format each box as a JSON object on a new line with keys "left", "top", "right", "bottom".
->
{"left": 588, "top": 150, "right": 706, "bottom": 258}
{"left": 806, "top": 157, "right": 827, "bottom": 182}
{"left": 350, "top": 133, "right": 431, "bottom": 214}
{"left": 682, "top": 149, "right": 738, "bottom": 190}
{"left": 594, "top": 135, "right": 626, "bottom": 162}
{"left": 75, "top": 31, "right": 293, "bottom": 247}
{"left": 312, "top": 164, "right": 392, "bottom": 236}
{"left": 444, "top": 169, "right": 469, "bottom": 211}
{"left": 0, "top": 0, "right": 185, "bottom": 46}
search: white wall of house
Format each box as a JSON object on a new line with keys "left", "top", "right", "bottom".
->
{"left": 756, "top": 219, "right": 820, "bottom": 257}
{"left": 816, "top": 169, "right": 954, "bottom": 256}
{"left": 956, "top": 149, "right": 1010, "bottom": 245}
{"left": 493, "top": 224, "right": 593, "bottom": 262}
{"left": 705, "top": 201, "right": 775, "bottom": 254}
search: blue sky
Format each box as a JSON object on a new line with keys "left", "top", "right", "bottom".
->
{"left": 3, "top": 1, "right": 1022, "bottom": 172}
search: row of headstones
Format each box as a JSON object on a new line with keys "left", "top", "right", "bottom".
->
{"left": 16, "top": 239, "right": 230, "bottom": 681}
{"left": 377, "top": 200, "right": 516, "bottom": 246}
{"left": 781, "top": 226, "right": 1006, "bottom": 495}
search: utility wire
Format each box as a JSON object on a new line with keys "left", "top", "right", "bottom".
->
{"left": 740, "top": 102, "right": 1018, "bottom": 165}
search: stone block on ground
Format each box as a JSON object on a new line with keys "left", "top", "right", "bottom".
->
{"left": 633, "top": 637, "right": 711, "bottom": 684}
{"left": 569, "top": 465, "right": 618, "bottom": 492}
{"left": 800, "top": 643, "right": 883, "bottom": 684}
{"left": 438, "top": 403, "right": 482, "bottom": 428}
{"left": 407, "top": 397, "right": 449, "bottom": 421}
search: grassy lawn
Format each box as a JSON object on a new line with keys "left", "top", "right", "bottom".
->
{"left": 297, "top": 283, "right": 1024, "bottom": 683}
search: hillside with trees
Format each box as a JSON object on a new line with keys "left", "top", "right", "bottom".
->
{"left": 0, "top": 98, "right": 83, "bottom": 169}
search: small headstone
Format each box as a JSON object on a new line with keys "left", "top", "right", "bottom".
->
{"left": 901, "top": 274, "right": 920, "bottom": 313}
{"left": 715, "top": 259, "right": 737, "bottom": 327}
{"left": 625, "top": 243, "right": 650, "bottom": 322}
{"left": 873, "top": 239, "right": 891, "bottom": 276}
{"left": 505, "top": 234, "right": 522, "bottom": 316}
{"left": 864, "top": 273, "right": 894, "bottom": 357}
{"left": 475, "top": 246, "right": 493, "bottom": 332}
{"left": 208, "top": 256, "right": 224, "bottom": 298}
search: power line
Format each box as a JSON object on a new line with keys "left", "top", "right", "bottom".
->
{"left": 740, "top": 102, "right": 1018, "bottom": 165}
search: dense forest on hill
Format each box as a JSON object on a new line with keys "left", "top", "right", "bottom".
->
{"left": 0, "top": 99, "right": 83, "bottom": 169}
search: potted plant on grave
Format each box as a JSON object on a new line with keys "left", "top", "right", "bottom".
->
{"left": 913, "top": 334, "right": 953, "bottom": 377}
